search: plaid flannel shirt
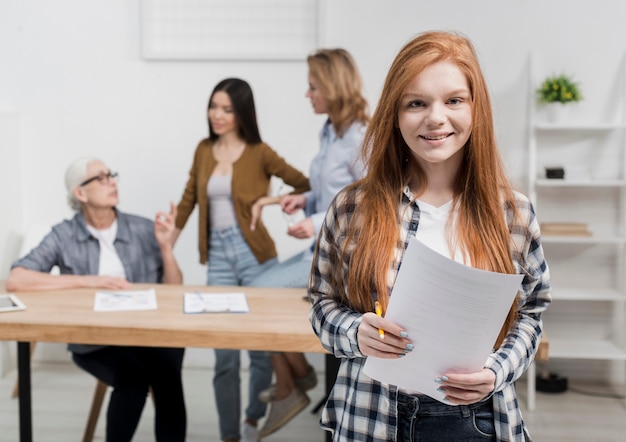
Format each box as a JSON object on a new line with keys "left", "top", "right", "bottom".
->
{"left": 308, "top": 185, "right": 551, "bottom": 442}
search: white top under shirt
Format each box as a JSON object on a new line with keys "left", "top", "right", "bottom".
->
{"left": 86, "top": 219, "right": 127, "bottom": 278}
{"left": 414, "top": 199, "right": 466, "bottom": 264}
{"left": 400, "top": 199, "right": 466, "bottom": 397}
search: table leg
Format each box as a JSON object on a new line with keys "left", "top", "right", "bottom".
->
{"left": 326, "top": 354, "right": 339, "bottom": 442}
{"left": 324, "top": 353, "right": 339, "bottom": 398}
{"left": 17, "top": 342, "right": 32, "bottom": 442}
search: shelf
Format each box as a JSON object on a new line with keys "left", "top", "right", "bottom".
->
{"left": 541, "top": 235, "right": 625, "bottom": 244}
{"left": 535, "top": 179, "right": 626, "bottom": 188}
{"left": 550, "top": 287, "right": 626, "bottom": 301}
{"left": 545, "top": 338, "right": 626, "bottom": 360}
{"left": 528, "top": 52, "right": 626, "bottom": 390}
{"left": 534, "top": 123, "right": 626, "bottom": 131}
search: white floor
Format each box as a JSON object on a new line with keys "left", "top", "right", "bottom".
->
{"left": 1, "top": 360, "right": 625, "bottom": 441}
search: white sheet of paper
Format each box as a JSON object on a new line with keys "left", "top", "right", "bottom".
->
{"left": 363, "top": 238, "right": 523, "bottom": 403}
{"left": 184, "top": 292, "right": 250, "bottom": 314}
{"left": 94, "top": 288, "right": 158, "bottom": 312}
{"left": 0, "top": 294, "right": 26, "bottom": 312}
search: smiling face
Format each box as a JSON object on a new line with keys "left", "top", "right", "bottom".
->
{"left": 208, "top": 91, "right": 238, "bottom": 137}
{"left": 398, "top": 61, "right": 472, "bottom": 173}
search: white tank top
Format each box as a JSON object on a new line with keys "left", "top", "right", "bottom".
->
{"left": 414, "top": 199, "right": 466, "bottom": 264}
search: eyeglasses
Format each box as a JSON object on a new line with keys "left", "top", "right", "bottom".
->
{"left": 80, "top": 171, "right": 119, "bottom": 187}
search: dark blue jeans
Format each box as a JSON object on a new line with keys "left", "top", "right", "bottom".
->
{"left": 72, "top": 346, "right": 186, "bottom": 442}
{"left": 397, "top": 392, "right": 496, "bottom": 441}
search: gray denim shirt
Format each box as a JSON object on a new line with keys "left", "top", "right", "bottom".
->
{"left": 12, "top": 209, "right": 163, "bottom": 353}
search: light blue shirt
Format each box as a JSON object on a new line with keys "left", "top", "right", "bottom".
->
{"left": 305, "top": 119, "right": 367, "bottom": 235}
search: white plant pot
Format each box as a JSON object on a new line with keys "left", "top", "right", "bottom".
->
{"left": 545, "top": 102, "right": 571, "bottom": 123}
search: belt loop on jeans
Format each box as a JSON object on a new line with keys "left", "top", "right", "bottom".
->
{"left": 397, "top": 391, "right": 419, "bottom": 415}
{"left": 460, "top": 405, "right": 471, "bottom": 417}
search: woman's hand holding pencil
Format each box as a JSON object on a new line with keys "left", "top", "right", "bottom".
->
{"left": 356, "top": 301, "right": 413, "bottom": 359}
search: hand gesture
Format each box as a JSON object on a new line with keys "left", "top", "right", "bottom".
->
{"left": 250, "top": 195, "right": 283, "bottom": 231}
{"left": 434, "top": 369, "right": 496, "bottom": 405}
{"left": 281, "top": 194, "right": 307, "bottom": 214}
{"left": 155, "top": 202, "right": 177, "bottom": 248}
{"left": 357, "top": 312, "right": 412, "bottom": 358}
{"left": 287, "top": 217, "right": 315, "bottom": 239}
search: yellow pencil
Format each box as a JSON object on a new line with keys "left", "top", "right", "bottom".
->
{"left": 374, "top": 300, "right": 385, "bottom": 339}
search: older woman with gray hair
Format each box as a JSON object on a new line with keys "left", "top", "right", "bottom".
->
{"left": 7, "top": 156, "right": 187, "bottom": 442}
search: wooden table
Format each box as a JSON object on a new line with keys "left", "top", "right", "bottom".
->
{"left": 0, "top": 282, "right": 549, "bottom": 440}
{"left": 0, "top": 283, "right": 326, "bottom": 442}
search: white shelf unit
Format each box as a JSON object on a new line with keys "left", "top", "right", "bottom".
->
{"left": 527, "top": 54, "right": 626, "bottom": 405}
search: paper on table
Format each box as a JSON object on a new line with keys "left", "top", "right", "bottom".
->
{"left": 0, "top": 294, "right": 26, "bottom": 312}
{"left": 363, "top": 238, "right": 523, "bottom": 403}
{"left": 94, "top": 288, "right": 158, "bottom": 312}
{"left": 184, "top": 292, "right": 250, "bottom": 314}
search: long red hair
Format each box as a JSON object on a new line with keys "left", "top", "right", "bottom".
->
{"left": 341, "top": 31, "right": 518, "bottom": 348}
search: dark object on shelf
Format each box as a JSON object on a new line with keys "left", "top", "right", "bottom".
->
{"left": 545, "top": 167, "right": 565, "bottom": 179}
{"left": 536, "top": 373, "right": 568, "bottom": 393}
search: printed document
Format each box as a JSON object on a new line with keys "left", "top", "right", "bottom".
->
{"left": 363, "top": 238, "right": 523, "bottom": 403}
{"left": 94, "top": 288, "right": 158, "bottom": 312}
{"left": 184, "top": 292, "right": 250, "bottom": 314}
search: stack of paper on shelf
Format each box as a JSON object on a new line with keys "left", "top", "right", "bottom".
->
{"left": 540, "top": 222, "right": 592, "bottom": 236}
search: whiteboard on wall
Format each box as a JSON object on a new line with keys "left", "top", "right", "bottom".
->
{"left": 141, "top": 0, "right": 319, "bottom": 61}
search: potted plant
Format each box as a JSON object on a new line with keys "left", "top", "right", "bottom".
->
{"left": 536, "top": 74, "right": 582, "bottom": 122}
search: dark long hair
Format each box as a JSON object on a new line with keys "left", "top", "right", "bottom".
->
{"left": 207, "top": 78, "right": 262, "bottom": 144}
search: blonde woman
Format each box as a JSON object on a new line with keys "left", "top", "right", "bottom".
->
{"left": 251, "top": 48, "right": 370, "bottom": 437}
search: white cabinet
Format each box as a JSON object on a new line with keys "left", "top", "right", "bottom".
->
{"left": 527, "top": 55, "right": 626, "bottom": 400}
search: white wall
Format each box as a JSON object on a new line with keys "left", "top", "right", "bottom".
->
{"left": 3, "top": 0, "right": 626, "bottom": 280}
{"left": 0, "top": 113, "right": 22, "bottom": 283}
{"left": 1, "top": 0, "right": 625, "bottom": 380}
